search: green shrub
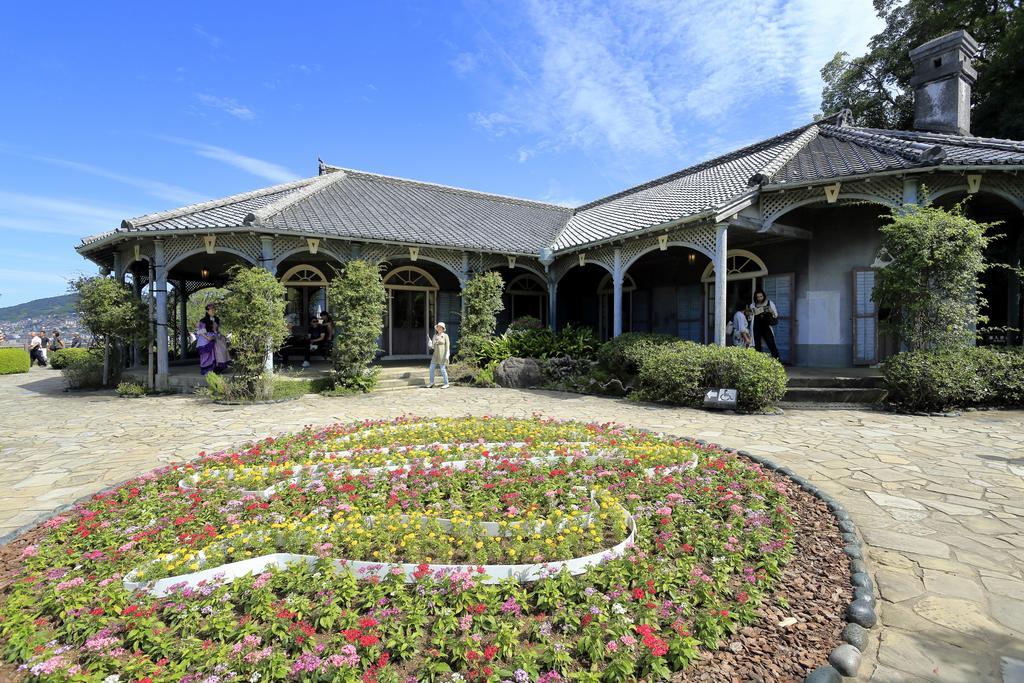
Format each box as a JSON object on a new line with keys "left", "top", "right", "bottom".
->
{"left": 476, "top": 324, "right": 600, "bottom": 366}
{"left": 597, "top": 332, "right": 680, "bottom": 378}
{"left": 634, "top": 342, "right": 787, "bottom": 412}
{"left": 884, "top": 347, "right": 1024, "bottom": 411}
{"left": 634, "top": 341, "right": 709, "bottom": 406}
{"left": 49, "top": 347, "right": 92, "bottom": 370}
{"left": 205, "top": 371, "right": 228, "bottom": 400}
{"left": 219, "top": 266, "right": 289, "bottom": 401}
{"left": 115, "top": 381, "right": 146, "bottom": 397}
{"left": 703, "top": 346, "right": 788, "bottom": 411}
{"left": 327, "top": 260, "right": 387, "bottom": 392}
{"left": 457, "top": 272, "right": 505, "bottom": 363}
{"left": 0, "top": 349, "right": 30, "bottom": 375}
{"left": 60, "top": 349, "right": 114, "bottom": 389}
{"left": 508, "top": 315, "right": 544, "bottom": 331}
{"left": 981, "top": 348, "right": 1024, "bottom": 406}
{"left": 883, "top": 350, "right": 990, "bottom": 411}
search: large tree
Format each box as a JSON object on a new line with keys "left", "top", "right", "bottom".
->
{"left": 820, "top": 0, "right": 1022, "bottom": 138}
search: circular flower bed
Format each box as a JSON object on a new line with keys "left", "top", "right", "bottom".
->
{"left": 1, "top": 417, "right": 798, "bottom": 682}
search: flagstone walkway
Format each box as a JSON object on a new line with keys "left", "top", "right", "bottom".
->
{"left": 1, "top": 367, "right": 1022, "bottom": 682}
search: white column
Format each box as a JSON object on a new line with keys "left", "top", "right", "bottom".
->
{"left": 178, "top": 283, "right": 189, "bottom": 359}
{"left": 112, "top": 251, "right": 123, "bottom": 284}
{"left": 153, "top": 240, "right": 170, "bottom": 389}
{"left": 547, "top": 274, "right": 558, "bottom": 332}
{"left": 460, "top": 252, "right": 470, "bottom": 322}
{"left": 612, "top": 247, "right": 623, "bottom": 337}
{"left": 260, "top": 236, "right": 275, "bottom": 372}
{"left": 714, "top": 223, "right": 728, "bottom": 346}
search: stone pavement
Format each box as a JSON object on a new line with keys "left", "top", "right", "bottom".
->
{"left": 1, "top": 367, "right": 1022, "bottom": 682}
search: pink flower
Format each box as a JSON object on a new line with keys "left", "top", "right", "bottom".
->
{"left": 656, "top": 507, "right": 672, "bottom": 516}
{"left": 20, "top": 545, "right": 38, "bottom": 558}
{"left": 606, "top": 640, "right": 619, "bottom": 653}
{"left": 620, "top": 635, "right": 637, "bottom": 647}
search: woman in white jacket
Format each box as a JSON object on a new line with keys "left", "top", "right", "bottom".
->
{"left": 750, "top": 289, "right": 780, "bottom": 359}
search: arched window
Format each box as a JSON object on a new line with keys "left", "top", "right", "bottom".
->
{"left": 699, "top": 250, "right": 768, "bottom": 283}
{"left": 280, "top": 264, "right": 328, "bottom": 286}
{"left": 505, "top": 273, "right": 548, "bottom": 326}
{"left": 383, "top": 266, "right": 439, "bottom": 291}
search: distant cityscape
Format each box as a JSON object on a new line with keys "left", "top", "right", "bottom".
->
{"left": 0, "top": 294, "right": 88, "bottom": 347}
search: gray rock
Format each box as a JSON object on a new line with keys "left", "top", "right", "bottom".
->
{"left": 843, "top": 622, "right": 869, "bottom": 651}
{"left": 842, "top": 533, "right": 860, "bottom": 545}
{"left": 804, "top": 665, "right": 842, "bottom": 683}
{"left": 851, "top": 572, "right": 872, "bottom": 588}
{"left": 850, "top": 559, "right": 867, "bottom": 574}
{"left": 854, "top": 586, "right": 876, "bottom": 606}
{"left": 846, "top": 599, "right": 877, "bottom": 628}
{"left": 494, "top": 357, "right": 543, "bottom": 389}
{"left": 834, "top": 510, "right": 851, "bottom": 521}
{"left": 828, "top": 643, "right": 863, "bottom": 677}
{"left": 838, "top": 520, "right": 856, "bottom": 533}
{"left": 844, "top": 545, "right": 862, "bottom": 559}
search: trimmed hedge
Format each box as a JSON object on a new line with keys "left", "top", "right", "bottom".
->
{"left": 596, "top": 332, "right": 680, "bottom": 378}
{"left": 634, "top": 341, "right": 787, "bottom": 411}
{"left": 60, "top": 349, "right": 121, "bottom": 389}
{"left": 49, "top": 347, "right": 93, "bottom": 370}
{"left": 0, "top": 348, "right": 30, "bottom": 375}
{"left": 884, "top": 347, "right": 1024, "bottom": 412}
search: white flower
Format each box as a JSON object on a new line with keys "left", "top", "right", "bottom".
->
{"left": 103, "top": 676, "right": 121, "bottom": 683}
{"left": 611, "top": 603, "right": 627, "bottom": 615}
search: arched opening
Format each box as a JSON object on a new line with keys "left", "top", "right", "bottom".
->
{"left": 276, "top": 252, "right": 344, "bottom": 331}
{"left": 381, "top": 262, "right": 458, "bottom": 357}
{"left": 933, "top": 190, "right": 1024, "bottom": 346}
{"left": 700, "top": 249, "right": 769, "bottom": 344}
{"left": 621, "top": 246, "right": 710, "bottom": 342}
{"left": 555, "top": 263, "right": 609, "bottom": 336}
{"left": 493, "top": 268, "right": 549, "bottom": 332}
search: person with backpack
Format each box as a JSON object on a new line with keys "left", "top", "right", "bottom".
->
{"left": 750, "top": 288, "right": 780, "bottom": 359}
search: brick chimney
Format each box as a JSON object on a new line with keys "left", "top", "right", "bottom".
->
{"left": 909, "top": 30, "right": 979, "bottom": 135}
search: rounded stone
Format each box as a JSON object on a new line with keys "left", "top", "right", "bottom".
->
{"left": 842, "top": 622, "right": 869, "bottom": 651}
{"left": 846, "top": 599, "right": 877, "bottom": 628}
{"left": 838, "top": 520, "right": 856, "bottom": 533}
{"left": 851, "top": 572, "right": 872, "bottom": 588}
{"left": 844, "top": 545, "right": 862, "bottom": 559}
{"left": 828, "top": 643, "right": 863, "bottom": 677}
{"left": 827, "top": 500, "right": 844, "bottom": 512}
{"left": 803, "top": 665, "right": 842, "bottom": 683}
{"left": 850, "top": 558, "right": 867, "bottom": 574}
{"left": 842, "top": 532, "right": 860, "bottom": 545}
{"left": 834, "top": 510, "right": 851, "bottom": 521}
{"left": 853, "top": 586, "right": 876, "bottom": 606}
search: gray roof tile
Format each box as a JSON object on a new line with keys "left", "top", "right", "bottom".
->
{"left": 77, "top": 115, "right": 1024, "bottom": 259}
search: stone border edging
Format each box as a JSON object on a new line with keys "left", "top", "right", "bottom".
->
{"left": 723, "top": 443, "right": 877, "bottom": 683}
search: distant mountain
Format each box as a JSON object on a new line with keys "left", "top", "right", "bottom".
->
{"left": 0, "top": 293, "right": 78, "bottom": 323}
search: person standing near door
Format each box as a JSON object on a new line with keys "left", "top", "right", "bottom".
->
{"left": 731, "top": 301, "right": 751, "bottom": 348}
{"left": 427, "top": 322, "right": 450, "bottom": 388}
{"left": 750, "top": 288, "right": 780, "bottom": 359}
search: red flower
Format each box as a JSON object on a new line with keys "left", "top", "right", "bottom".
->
{"left": 342, "top": 628, "right": 362, "bottom": 642}
{"left": 483, "top": 645, "right": 498, "bottom": 660}
{"left": 737, "top": 592, "right": 749, "bottom": 604}
{"left": 359, "top": 616, "right": 379, "bottom": 629}
{"left": 359, "top": 634, "right": 379, "bottom": 647}
{"left": 632, "top": 587, "right": 645, "bottom": 600}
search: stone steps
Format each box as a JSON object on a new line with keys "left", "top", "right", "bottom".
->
{"left": 787, "top": 375, "right": 885, "bottom": 389}
{"left": 783, "top": 386, "right": 888, "bottom": 404}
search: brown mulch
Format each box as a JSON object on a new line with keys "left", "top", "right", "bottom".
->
{"left": 678, "top": 461, "right": 853, "bottom": 683}
{"left": 0, "top": 460, "right": 853, "bottom": 683}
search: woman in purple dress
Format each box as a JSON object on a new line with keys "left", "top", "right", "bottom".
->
{"left": 196, "top": 319, "right": 216, "bottom": 374}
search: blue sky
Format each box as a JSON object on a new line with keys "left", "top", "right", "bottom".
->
{"left": 0, "top": 0, "right": 882, "bottom": 306}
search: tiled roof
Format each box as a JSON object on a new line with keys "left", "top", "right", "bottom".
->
{"left": 259, "top": 168, "right": 571, "bottom": 254}
{"left": 79, "top": 178, "right": 318, "bottom": 246}
{"left": 78, "top": 114, "right": 1024, "bottom": 258}
{"left": 768, "top": 124, "right": 1024, "bottom": 185}
{"left": 551, "top": 125, "right": 816, "bottom": 252}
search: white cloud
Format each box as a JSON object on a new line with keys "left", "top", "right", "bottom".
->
{"left": 0, "top": 191, "right": 136, "bottom": 236}
{"left": 196, "top": 93, "right": 256, "bottom": 120}
{"left": 193, "top": 25, "right": 222, "bottom": 48}
{"left": 451, "top": 52, "right": 477, "bottom": 76}
{"left": 468, "top": 0, "right": 882, "bottom": 156}
{"left": 159, "top": 137, "right": 300, "bottom": 183}
{"left": 27, "top": 155, "right": 205, "bottom": 204}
